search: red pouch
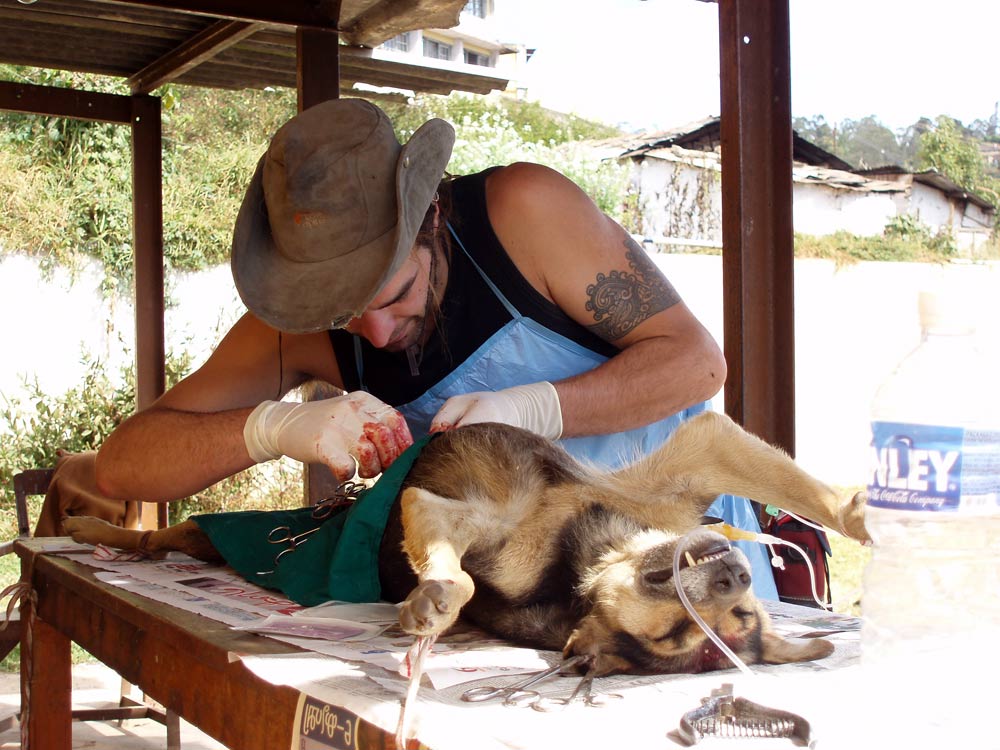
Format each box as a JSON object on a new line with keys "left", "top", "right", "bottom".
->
{"left": 765, "top": 513, "right": 832, "bottom": 610}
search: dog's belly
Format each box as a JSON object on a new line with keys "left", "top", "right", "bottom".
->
{"left": 459, "top": 549, "right": 582, "bottom": 650}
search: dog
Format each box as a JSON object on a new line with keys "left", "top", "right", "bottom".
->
{"left": 64, "top": 411, "right": 868, "bottom": 676}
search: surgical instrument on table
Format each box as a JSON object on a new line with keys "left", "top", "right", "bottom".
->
{"left": 674, "top": 683, "right": 815, "bottom": 746}
{"left": 530, "top": 669, "right": 623, "bottom": 711}
{"left": 461, "top": 655, "right": 587, "bottom": 706}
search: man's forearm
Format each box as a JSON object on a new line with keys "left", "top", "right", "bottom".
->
{"left": 555, "top": 336, "right": 726, "bottom": 437}
{"left": 96, "top": 407, "right": 257, "bottom": 502}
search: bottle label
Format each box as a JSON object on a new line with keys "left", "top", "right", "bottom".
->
{"left": 868, "top": 421, "right": 1000, "bottom": 512}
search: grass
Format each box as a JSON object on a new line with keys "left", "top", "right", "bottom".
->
{"left": 828, "top": 531, "right": 872, "bottom": 616}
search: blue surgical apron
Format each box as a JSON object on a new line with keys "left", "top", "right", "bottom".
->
{"left": 354, "top": 224, "right": 778, "bottom": 600}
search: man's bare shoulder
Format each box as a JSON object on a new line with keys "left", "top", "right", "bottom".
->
{"left": 483, "top": 163, "right": 605, "bottom": 292}
{"left": 485, "top": 162, "right": 581, "bottom": 214}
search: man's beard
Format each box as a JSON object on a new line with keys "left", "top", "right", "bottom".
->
{"left": 383, "top": 316, "right": 426, "bottom": 353}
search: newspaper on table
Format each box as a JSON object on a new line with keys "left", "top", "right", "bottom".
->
{"left": 40, "top": 539, "right": 865, "bottom": 750}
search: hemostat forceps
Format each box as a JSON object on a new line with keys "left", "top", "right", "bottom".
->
{"left": 461, "top": 655, "right": 587, "bottom": 706}
{"left": 258, "top": 480, "right": 367, "bottom": 575}
{"left": 530, "top": 669, "right": 623, "bottom": 711}
{"left": 264, "top": 524, "right": 321, "bottom": 569}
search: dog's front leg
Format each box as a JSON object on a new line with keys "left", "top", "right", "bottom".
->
{"left": 397, "top": 487, "right": 478, "bottom": 637}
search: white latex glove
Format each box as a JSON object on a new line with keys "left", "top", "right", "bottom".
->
{"left": 244, "top": 391, "right": 413, "bottom": 480}
{"left": 430, "top": 382, "right": 563, "bottom": 439}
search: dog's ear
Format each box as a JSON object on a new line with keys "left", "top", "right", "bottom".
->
{"left": 760, "top": 631, "right": 834, "bottom": 664}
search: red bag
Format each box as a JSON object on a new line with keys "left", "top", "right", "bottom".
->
{"left": 764, "top": 513, "right": 832, "bottom": 610}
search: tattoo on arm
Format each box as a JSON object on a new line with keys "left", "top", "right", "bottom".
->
{"left": 584, "top": 237, "right": 682, "bottom": 342}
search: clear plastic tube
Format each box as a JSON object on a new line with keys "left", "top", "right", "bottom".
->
{"left": 673, "top": 532, "right": 755, "bottom": 677}
{"left": 705, "top": 522, "right": 827, "bottom": 609}
{"left": 673, "top": 525, "right": 829, "bottom": 675}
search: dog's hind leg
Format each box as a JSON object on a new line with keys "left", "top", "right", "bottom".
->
{"left": 616, "top": 411, "right": 868, "bottom": 542}
{"left": 62, "top": 517, "right": 223, "bottom": 562}
{"left": 397, "top": 487, "right": 481, "bottom": 638}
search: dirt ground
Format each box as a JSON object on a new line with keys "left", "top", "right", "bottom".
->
{"left": 0, "top": 662, "right": 225, "bottom": 749}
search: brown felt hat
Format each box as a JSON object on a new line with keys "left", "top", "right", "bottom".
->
{"left": 231, "top": 98, "right": 455, "bottom": 333}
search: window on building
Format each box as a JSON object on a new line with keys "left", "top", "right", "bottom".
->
{"left": 464, "top": 50, "right": 491, "bottom": 67}
{"left": 382, "top": 33, "right": 409, "bottom": 52}
{"left": 464, "top": 0, "right": 488, "bottom": 19}
{"left": 423, "top": 38, "right": 452, "bottom": 60}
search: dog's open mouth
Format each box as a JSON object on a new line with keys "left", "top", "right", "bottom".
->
{"left": 680, "top": 539, "right": 732, "bottom": 571}
{"left": 642, "top": 537, "right": 733, "bottom": 585}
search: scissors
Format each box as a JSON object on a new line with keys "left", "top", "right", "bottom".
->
{"left": 257, "top": 525, "right": 322, "bottom": 574}
{"left": 530, "top": 669, "right": 623, "bottom": 711}
{"left": 461, "top": 655, "right": 587, "bottom": 706}
{"left": 258, "top": 480, "right": 367, "bottom": 575}
{"left": 311, "top": 480, "right": 367, "bottom": 521}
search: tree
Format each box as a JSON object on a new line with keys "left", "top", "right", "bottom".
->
{"left": 792, "top": 115, "right": 837, "bottom": 153}
{"left": 917, "top": 116, "right": 991, "bottom": 198}
{"left": 793, "top": 114, "right": 909, "bottom": 169}
{"left": 898, "top": 117, "right": 935, "bottom": 168}
{"left": 836, "top": 116, "right": 906, "bottom": 169}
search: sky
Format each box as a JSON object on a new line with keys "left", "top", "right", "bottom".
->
{"left": 492, "top": 0, "right": 1000, "bottom": 135}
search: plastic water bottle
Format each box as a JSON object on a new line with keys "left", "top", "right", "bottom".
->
{"left": 861, "top": 290, "right": 1000, "bottom": 747}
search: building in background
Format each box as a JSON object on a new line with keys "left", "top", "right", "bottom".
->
{"left": 612, "top": 118, "right": 996, "bottom": 257}
{"left": 377, "top": 0, "right": 530, "bottom": 97}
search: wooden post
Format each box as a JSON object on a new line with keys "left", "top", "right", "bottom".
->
{"left": 717, "top": 0, "right": 796, "bottom": 456}
{"left": 131, "top": 94, "right": 168, "bottom": 528}
{"left": 296, "top": 26, "right": 344, "bottom": 505}
{"left": 297, "top": 27, "right": 341, "bottom": 111}
{"left": 22, "top": 613, "right": 72, "bottom": 749}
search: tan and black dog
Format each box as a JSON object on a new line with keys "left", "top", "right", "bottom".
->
{"left": 65, "top": 411, "right": 868, "bottom": 676}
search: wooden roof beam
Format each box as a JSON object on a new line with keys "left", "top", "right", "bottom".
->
{"left": 342, "top": 0, "right": 463, "bottom": 47}
{"left": 0, "top": 79, "right": 132, "bottom": 123}
{"left": 127, "top": 19, "right": 265, "bottom": 93}
{"left": 104, "top": 0, "right": 340, "bottom": 29}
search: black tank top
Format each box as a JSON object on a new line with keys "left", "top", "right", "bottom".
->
{"left": 328, "top": 167, "right": 616, "bottom": 406}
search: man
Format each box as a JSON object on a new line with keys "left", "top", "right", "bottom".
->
{"left": 96, "top": 98, "right": 776, "bottom": 596}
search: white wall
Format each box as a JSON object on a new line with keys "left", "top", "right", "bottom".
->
{"left": 2, "top": 253, "right": 999, "bottom": 489}
{"left": 0, "top": 255, "right": 244, "bottom": 401}
{"left": 634, "top": 156, "right": 995, "bottom": 252}
{"left": 792, "top": 183, "right": 897, "bottom": 237}
{"left": 636, "top": 159, "right": 722, "bottom": 245}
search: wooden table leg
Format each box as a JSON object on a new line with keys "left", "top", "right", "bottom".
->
{"left": 21, "top": 611, "right": 71, "bottom": 749}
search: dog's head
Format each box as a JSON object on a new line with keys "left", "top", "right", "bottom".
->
{"left": 564, "top": 527, "right": 833, "bottom": 676}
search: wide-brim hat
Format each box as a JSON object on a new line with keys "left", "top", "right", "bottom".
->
{"left": 231, "top": 98, "right": 455, "bottom": 333}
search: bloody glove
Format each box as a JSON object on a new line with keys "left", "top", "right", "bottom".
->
{"left": 244, "top": 391, "right": 413, "bottom": 480}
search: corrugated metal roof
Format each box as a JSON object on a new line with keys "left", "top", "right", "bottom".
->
{"left": 615, "top": 116, "right": 855, "bottom": 171}
{"left": 631, "top": 144, "right": 906, "bottom": 194}
{"left": 0, "top": 0, "right": 508, "bottom": 96}
{"left": 859, "top": 166, "right": 995, "bottom": 211}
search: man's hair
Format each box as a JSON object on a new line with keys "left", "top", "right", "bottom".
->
{"left": 414, "top": 178, "right": 455, "bottom": 319}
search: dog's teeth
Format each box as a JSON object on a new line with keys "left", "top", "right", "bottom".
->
{"left": 685, "top": 551, "right": 696, "bottom": 568}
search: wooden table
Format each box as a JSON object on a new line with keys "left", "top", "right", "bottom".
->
{"left": 15, "top": 538, "right": 400, "bottom": 750}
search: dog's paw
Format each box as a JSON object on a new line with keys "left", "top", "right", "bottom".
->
{"left": 399, "top": 578, "right": 471, "bottom": 637}
{"left": 62, "top": 515, "right": 116, "bottom": 545}
{"left": 838, "top": 491, "right": 871, "bottom": 543}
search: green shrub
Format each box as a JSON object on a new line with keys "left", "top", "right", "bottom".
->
{"left": 794, "top": 214, "right": 981, "bottom": 265}
{"left": 0, "top": 352, "right": 300, "bottom": 543}
{"left": 1, "top": 76, "right": 635, "bottom": 291}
